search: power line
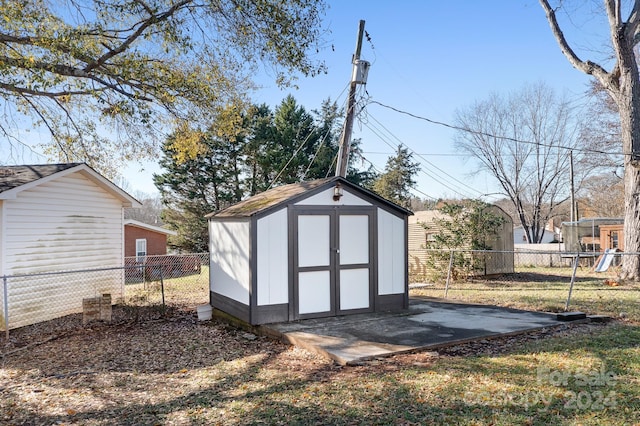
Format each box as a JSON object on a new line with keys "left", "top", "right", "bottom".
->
{"left": 267, "top": 82, "right": 351, "bottom": 189}
{"left": 357, "top": 153, "right": 439, "bottom": 201}
{"left": 358, "top": 103, "right": 482, "bottom": 199}
{"left": 364, "top": 111, "right": 484, "bottom": 198}
{"left": 363, "top": 151, "right": 463, "bottom": 157}
{"left": 368, "top": 99, "right": 623, "bottom": 157}
{"left": 361, "top": 120, "right": 476, "bottom": 199}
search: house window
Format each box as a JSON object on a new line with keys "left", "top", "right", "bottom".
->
{"left": 136, "top": 239, "right": 147, "bottom": 261}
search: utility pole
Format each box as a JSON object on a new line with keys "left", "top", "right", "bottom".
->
{"left": 336, "top": 20, "right": 369, "bottom": 177}
{"left": 570, "top": 150, "right": 577, "bottom": 222}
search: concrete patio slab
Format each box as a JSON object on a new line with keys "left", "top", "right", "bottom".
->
{"left": 263, "top": 297, "right": 570, "bottom": 365}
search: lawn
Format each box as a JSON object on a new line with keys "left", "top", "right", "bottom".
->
{"left": 1, "top": 267, "right": 639, "bottom": 425}
{"left": 412, "top": 265, "right": 640, "bottom": 320}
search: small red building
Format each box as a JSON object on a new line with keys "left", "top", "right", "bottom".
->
{"left": 124, "top": 219, "right": 177, "bottom": 258}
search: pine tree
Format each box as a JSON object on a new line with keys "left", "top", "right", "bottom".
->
{"left": 372, "top": 145, "right": 420, "bottom": 208}
{"left": 154, "top": 127, "right": 244, "bottom": 252}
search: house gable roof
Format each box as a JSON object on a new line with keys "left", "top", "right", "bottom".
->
{"left": 124, "top": 219, "right": 177, "bottom": 236}
{"left": 0, "top": 163, "right": 141, "bottom": 208}
{"left": 208, "top": 176, "right": 412, "bottom": 219}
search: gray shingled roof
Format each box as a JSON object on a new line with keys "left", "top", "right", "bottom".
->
{"left": 0, "top": 163, "right": 82, "bottom": 193}
{"left": 209, "top": 178, "right": 332, "bottom": 218}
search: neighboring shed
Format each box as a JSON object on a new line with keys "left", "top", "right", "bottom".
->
{"left": 0, "top": 163, "right": 140, "bottom": 330}
{"left": 408, "top": 206, "right": 514, "bottom": 280}
{"left": 207, "top": 176, "right": 412, "bottom": 325}
{"left": 124, "top": 219, "right": 177, "bottom": 258}
{"left": 562, "top": 218, "right": 624, "bottom": 252}
{"left": 599, "top": 224, "right": 624, "bottom": 251}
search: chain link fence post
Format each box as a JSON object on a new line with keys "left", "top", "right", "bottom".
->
{"left": 3, "top": 275, "right": 9, "bottom": 340}
{"left": 444, "top": 250, "right": 454, "bottom": 298}
{"left": 565, "top": 253, "right": 580, "bottom": 311}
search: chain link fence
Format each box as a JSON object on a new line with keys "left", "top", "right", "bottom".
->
{"left": 123, "top": 253, "right": 209, "bottom": 308}
{"left": 409, "top": 248, "right": 639, "bottom": 315}
{"left": 1, "top": 253, "right": 209, "bottom": 337}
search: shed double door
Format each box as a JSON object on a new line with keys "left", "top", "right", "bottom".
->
{"left": 293, "top": 207, "right": 375, "bottom": 319}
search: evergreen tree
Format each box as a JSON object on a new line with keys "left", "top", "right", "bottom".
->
{"left": 372, "top": 145, "right": 420, "bottom": 208}
{"left": 154, "top": 119, "right": 245, "bottom": 252}
{"left": 304, "top": 99, "right": 341, "bottom": 179}
{"left": 266, "top": 95, "right": 319, "bottom": 185}
{"left": 243, "top": 104, "right": 276, "bottom": 195}
{"left": 345, "top": 139, "right": 379, "bottom": 189}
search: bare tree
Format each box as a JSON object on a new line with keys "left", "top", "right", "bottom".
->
{"left": 581, "top": 173, "right": 625, "bottom": 218}
{"left": 540, "top": 0, "right": 640, "bottom": 280}
{"left": 579, "top": 80, "right": 623, "bottom": 172}
{"left": 454, "top": 83, "right": 580, "bottom": 243}
{"left": 125, "top": 192, "right": 164, "bottom": 225}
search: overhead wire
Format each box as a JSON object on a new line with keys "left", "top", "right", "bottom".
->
{"left": 357, "top": 152, "right": 439, "bottom": 201}
{"left": 361, "top": 119, "right": 477, "bottom": 199}
{"left": 353, "top": 30, "right": 507, "bottom": 200}
{"left": 363, "top": 110, "right": 486, "bottom": 198}
{"left": 354, "top": 28, "right": 611, "bottom": 203}
{"left": 267, "top": 81, "right": 350, "bottom": 189}
{"left": 367, "top": 99, "right": 623, "bottom": 157}
{"left": 357, "top": 97, "right": 482, "bottom": 199}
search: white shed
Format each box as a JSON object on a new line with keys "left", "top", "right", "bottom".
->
{"left": 0, "top": 163, "right": 140, "bottom": 329}
{"left": 207, "top": 177, "right": 412, "bottom": 325}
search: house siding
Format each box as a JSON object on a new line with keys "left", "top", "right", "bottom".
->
{"left": 408, "top": 208, "right": 514, "bottom": 279}
{"left": 4, "top": 173, "right": 123, "bottom": 274}
{"left": 124, "top": 225, "right": 168, "bottom": 256}
{"left": 1, "top": 172, "right": 125, "bottom": 329}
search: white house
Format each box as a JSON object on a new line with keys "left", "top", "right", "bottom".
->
{"left": 513, "top": 221, "right": 560, "bottom": 244}
{"left": 0, "top": 163, "right": 140, "bottom": 330}
{"left": 207, "top": 177, "right": 412, "bottom": 325}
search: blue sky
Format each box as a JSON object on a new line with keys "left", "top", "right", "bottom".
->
{"left": 84, "top": 2, "right": 617, "bottom": 198}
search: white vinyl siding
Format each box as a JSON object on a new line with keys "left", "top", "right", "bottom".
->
{"left": 0, "top": 200, "right": 4, "bottom": 274}
{"left": 377, "top": 208, "right": 406, "bottom": 295}
{"left": 295, "top": 188, "right": 372, "bottom": 206}
{"left": 209, "top": 219, "right": 251, "bottom": 305}
{"left": 3, "top": 173, "right": 123, "bottom": 274}
{"left": 256, "top": 208, "right": 288, "bottom": 306}
{"left": 1, "top": 172, "right": 125, "bottom": 330}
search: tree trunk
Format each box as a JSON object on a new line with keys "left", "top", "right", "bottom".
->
{"left": 618, "top": 66, "right": 640, "bottom": 280}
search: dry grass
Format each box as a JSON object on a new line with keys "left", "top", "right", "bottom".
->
{"left": 412, "top": 266, "right": 640, "bottom": 323}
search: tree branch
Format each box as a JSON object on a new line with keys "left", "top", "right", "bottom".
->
{"left": 539, "top": 0, "right": 614, "bottom": 87}
{"left": 0, "top": 55, "right": 153, "bottom": 101}
{"left": 84, "top": 0, "right": 193, "bottom": 73}
{"left": 0, "top": 82, "right": 95, "bottom": 98}
{"left": 625, "top": 0, "right": 640, "bottom": 45}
